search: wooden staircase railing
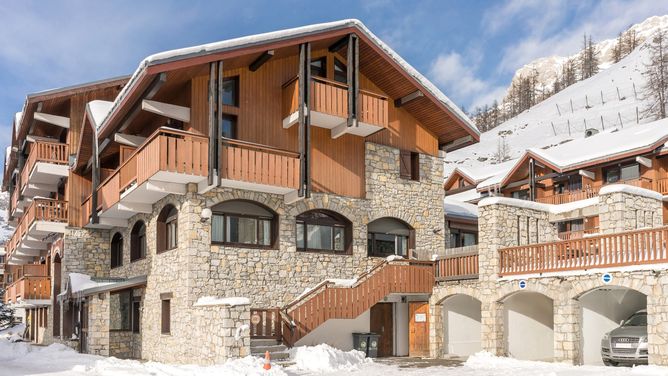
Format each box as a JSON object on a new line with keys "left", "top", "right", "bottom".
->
{"left": 279, "top": 259, "right": 434, "bottom": 346}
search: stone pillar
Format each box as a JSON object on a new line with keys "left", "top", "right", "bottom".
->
{"left": 87, "top": 292, "right": 110, "bottom": 356}
{"left": 648, "top": 277, "right": 668, "bottom": 365}
{"left": 598, "top": 187, "right": 663, "bottom": 234}
{"left": 553, "top": 296, "right": 581, "bottom": 364}
{"left": 480, "top": 299, "right": 504, "bottom": 355}
{"left": 429, "top": 296, "right": 444, "bottom": 358}
{"left": 191, "top": 303, "right": 251, "bottom": 364}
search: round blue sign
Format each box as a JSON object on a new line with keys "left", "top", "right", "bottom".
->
{"left": 602, "top": 273, "right": 613, "bottom": 284}
{"left": 518, "top": 280, "right": 527, "bottom": 289}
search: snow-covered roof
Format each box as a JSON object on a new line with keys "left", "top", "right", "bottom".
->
{"left": 446, "top": 187, "right": 482, "bottom": 203}
{"left": 98, "top": 19, "right": 478, "bottom": 139}
{"left": 86, "top": 100, "right": 113, "bottom": 129}
{"left": 67, "top": 273, "right": 115, "bottom": 294}
{"left": 13, "top": 112, "right": 22, "bottom": 133}
{"left": 476, "top": 118, "right": 668, "bottom": 190}
{"left": 444, "top": 198, "right": 478, "bottom": 220}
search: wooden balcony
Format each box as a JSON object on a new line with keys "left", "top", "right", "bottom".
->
{"left": 499, "top": 226, "right": 668, "bottom": 276}
{"left": 83, "top": 128, "right": 208, "bottom": 228}
{"left": 657, "top": 177, "right": 668, "bottom": 195}
{"left": 220, "top": 138, "right": 300, "bottom": 193}
{"left": 557, "top": 228, "right": 599, "bottom": 241}
{"left": 282, "top": 76, "right": 388, "bottom": 138}
{"left": 19, "top": 141, "right": 69, "bottom": 199}
{"left": 434, "top": 245, "right": 479, "bottom": 281}
{"left": 5, "top": 199, "right": 68, "bottom": 265}
{"left": 5, "top": 275, "right": 51, "bottom": 304}
{"left": 536, "top": 177, "right": 655, "bottom": 205}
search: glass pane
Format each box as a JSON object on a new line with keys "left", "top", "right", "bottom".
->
{"left": 621, "top": 164, "right": 640, "bottom": 181}
{"left": 212, "top": 215, "right": 224, "bottom": 242}
{"left": 258, "top": 219, "right": 271, "bottom": 246}
{"left": 297, "top": 223, "right": 305, "bottom": 249}
{"left": 605, "top": 168, "right": 620, "bottom": 183}
{"left": 372, "top": 233, "right": 395, "bottom": 255}
{"left": 462, "top": 233, "right": 477, "bottom": 246}
{"left": 221, "top": 116, "right": 236, "bottom": 139}
{"left": 334, "top": 59, "right": 347, "bottom": 83}
{"left": 307, "top": 224, "right": 333, "bottom": 250}
{"left": 570, "top": 219, "right": 584, "bottom": 231}
{"left": 333, "top": 227, "right": 344, "bottom": 251}
{"left": 227, "top": 216, "right": 257, "bottom": 244}
{"left": 222, "top": 78, "right": 237, "bottom": 106}
{"left": 449, "top": 233, "right": 460, "bottom": 248}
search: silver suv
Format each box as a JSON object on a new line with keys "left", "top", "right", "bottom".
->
{"left": 601, "top": 310, "right": 648, "bottom": 366}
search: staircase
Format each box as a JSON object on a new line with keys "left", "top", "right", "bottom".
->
{"left": 250, "top": 338, "right": 290, "bottom": 361}
{"left": 281, "top": 259, "right": 434, "bottom": 346}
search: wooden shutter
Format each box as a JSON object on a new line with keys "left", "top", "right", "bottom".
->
{"left": 399, "top": 150, "right": 411, "bottom": 179}
{"left": 410, "top": 152, "right": 420, "bottom": 181}
{"left": 161, "top": 300, "right": 171, "bottom": 334}
{"left": 156, "top": 220, "right": 166, "bottom": 254}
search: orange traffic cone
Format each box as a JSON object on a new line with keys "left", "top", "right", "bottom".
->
{"left": 263, "top": 350, "right": 271, "bottom": 370}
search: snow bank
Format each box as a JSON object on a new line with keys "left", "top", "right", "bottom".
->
{"left": 289, "top": 344, "right": 371, "bottom": 372}
{"left": 478, "top": 196, "right": 599, "bottom": 214}
{"left": 386, "top": 255, "right": 405, "bottom": 262}
{"left": 326, "top": 278, "right": 357, "bottom": 287}
{"left": 67, "top": 273, "right": 115, "bottom": 293}
{"left": 0, "top": 323, "right": 25, "bottom": 342}
{"left": 194, "top": 296, "right": 250, "bottom": 307}
{"left": 599, "top": 184, "right": 663, "bottom": 200}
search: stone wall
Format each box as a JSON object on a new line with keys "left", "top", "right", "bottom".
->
{"left": 191, "top": 303, "right": 251, "bottom": 364}
{"left": 87, "top": 292, "right": 110, "bottom": 356}
{"left": 109, "top": 331, "right": 135, "bottom": 358}
{"left": 598, "top": 188, "right": 663, "bottom": 233}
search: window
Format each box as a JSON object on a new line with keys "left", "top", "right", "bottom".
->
{"left": 557, "top": 219, "right": 584, "bottom": 234}
{"left": 553, "top": 175, "right": 582, "bottom": 194}
{"left": 221, "top": 114, "right": 237, "bottom": 139}
{"left": 130, "top": 221, "right": 146, "bottom": 262}
{"left": 110, "top": 233, "right": 123, "bottom": 268}
{"left": 157, "top": 205, "right": 178, "bottom": 253}
{"left": 132, "top": 298, "right": 141, "bottom": 333}
{"left": 399, "top": 150, "right": 420, "bottom": 181}
{"left": 310, "top": 57, "right": 326, "bottom": 78}
{"left": 449, "top": 229, "right": 478, "bottom": 248}
{"left": 367, "top": 217, "right": 413, "bottom": 257}
{"left": 110, "top": 290, "right": 131, "bottom": 331}
{"left": 458, "top": 179, "right": 468, "bottom": 189}
{"left": 604, "top": 163, "right": 640, "bottom": 183}
{"left": 334, "top": 58, "right": 347, "bottom": 84}
{"left": 211, "top": 200, "right": 276, "bottom": 247}
{"left": 296, "top": 210, "right": 351, "bottom": 254}
{"left": 511, "top": 189, "right": 529, "bottom": 200}
{"left": 222, "top": 76, "right": 239, "bottom": 106}
{"left": 161, "top": 299, "right": 170, "bottom": 335}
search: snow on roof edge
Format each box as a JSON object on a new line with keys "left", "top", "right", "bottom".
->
{"left": 97, "top": 19, "right": 479, "bottom": 139}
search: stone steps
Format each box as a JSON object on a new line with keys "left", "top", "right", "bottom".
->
{"left": 250, "top": 339, "right": 290, "bottom": 362}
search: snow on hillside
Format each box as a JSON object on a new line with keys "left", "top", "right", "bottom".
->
{"left": 445, "top": 34, "right": 657, "bottom": 177}
{"left": 511, "top": 15, "right": 668, "bottom": 95}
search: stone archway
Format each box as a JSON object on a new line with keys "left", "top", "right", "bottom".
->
{"left": 441, "top": 294, "right": 482, "bottom": 357}
{"left": 500, "top": 290, "right": 554, "bottom": 361}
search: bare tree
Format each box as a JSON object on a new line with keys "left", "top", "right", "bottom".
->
{"left": 642, "top": 28, "right": 668, "bottom": 120}
{"left": 613, "top": 31, "right": 624, "bottom": 63}
{"left": 623, "top": 27, "right": 639, "bottom": 55}
{"left": 493, "top": 137, "right": 511, "bottom": 163}
{"left": 579, "top": 34, "right": 600, "bottom": 80}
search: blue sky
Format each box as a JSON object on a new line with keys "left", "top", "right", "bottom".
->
{"left": 0, "top": 0, "right": 665, "bottom": 152}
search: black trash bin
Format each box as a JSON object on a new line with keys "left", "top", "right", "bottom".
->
{"left": 352, "top": 332, "right": 381, "bottom": 358}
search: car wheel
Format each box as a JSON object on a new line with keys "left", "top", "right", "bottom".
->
{"left": 603, "top": 360, "right": 617, "bottom": 367}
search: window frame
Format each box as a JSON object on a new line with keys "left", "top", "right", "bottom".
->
{"left": 310, "top": 57, "right": 327, "bottom": 78}
{"left": 296, "top": 210, "right": 352, "bottom": 255}
{"left": 367, "top": 232, "right": 410, "bottom": 258}
{"left": 604, "top": 162, "right": 640, "bottom": 184}
{"left": 157, "top": 205, "right": 178, "bottom": 254}
{"left": 161, "top": 299, "right": 171, "bottom": 335}
{"left": 110, "top": 232, "right": 123, "bottom": 269}
{"left": 399, "top": 150, "right": 420, "bottom": 181}
{"left": 222, "top": 76, "right": 240, "bottom": 107}
{"left": 210, "top": 200, "right": 278, "bottom": 249}
{"left": 449, "top": 228, "right": 478, "bottom": 248}
{"left": 333, "top": 58, "right": 347, "bottom": 84}
{"left": 109, "top": 290, "right": 132, "bottom": 332}
{"left": 130, "top": 221, "right": 147, "bottom": 262}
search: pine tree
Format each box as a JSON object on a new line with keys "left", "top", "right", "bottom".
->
{"left": 579, "top": 33, "right": 599, "bottom": 80}
{"left": 642, "top": 28, "right": 668, "bottom": 120}
{"left": 613, "top": 32, "right": 624, "bottom": 63}
{"left": 0, "top": 296, "right": 14, "bottom": 329}
{"left": 623, "top": 28, "right": 639, "bottom": 55}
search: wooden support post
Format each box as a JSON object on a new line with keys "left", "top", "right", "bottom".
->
{"left": 217, "top": 61, "right": 224, "bottom": 187}
{"left": 347, "top": 33, "right": 359, "bottom": 128}
{"left": 600, "top": 115, "right": 605, "bottom": 130}
{"left": 529, "top": 158, "right": 536, "bottom": 202}
{"left": 298, "top": 43, "right": 312, "bottom": 198}
{"left": 208, "top": 62, "right": 217, "bottom": 185}
{"left": 618, "top": 112, "right": 623, "bottom": 128}
{"left": 550, "top": 121, "right": 556, "bottom": 136}
{"left": 91, "top": 124, "right": 100, "bottom": 224}
{"left": 555, "top": 104, "right": 561, "bottom": 116}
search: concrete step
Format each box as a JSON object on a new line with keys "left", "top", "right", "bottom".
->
{"left": 251, "top": 339, "right": 281, "bottom": 347}
{"left": 251, "top": 344, "right": 288, "bottom": 354}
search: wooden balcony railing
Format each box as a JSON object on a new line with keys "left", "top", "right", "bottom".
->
{"left": 557, "top": 228, "right": 599, "bottom": 241}
{"left": 19, "top": 141, "right": 69, "bottom": 192}
{"left": 7, "top": 264, "right": 48, "bottom": 284}
{"left": 282, "top": 76, "right": 389, "bottom": 128}
{"left": 536, "top": 177, "right": 654, "bottom": 205}
{"left": 88, "top": 128, "right": 208, "bottom": 218}
{"left": 5, "top": 199, "right": 68, "bottom": 262}
{"left": 221, "top": 138, "right": 300, "bottom": 190}
{"left": 10, "top": 188, "right": 19, "bottom": 217}
{"left": 4, "top": 276, "right": 51, "bottom": 304}
{"left": 656, "top": 177, "right": 668, "bottom": 195}
{"left": 434, "top": 246, "right": 479, "bottom": 281}
{"left": 499, "top": 226, "right": 668, "bottom": 276}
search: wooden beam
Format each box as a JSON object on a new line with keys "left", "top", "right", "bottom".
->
{"left": 636, "top": 156, "right": 652, "bottom": 168}
{"left": 248, "top": 50, "right": 274, "bottom": 72}
{"left": 207, "top": 62, "right": 217, "bottom": 186}
{"left": 579, "top": 169, "right": 595, "bottom": 180}
{"left": 26, "top": 135, "right": 59, "bottom": 143}
{"left": 217, "top": 61, "right": 224, "bottom": 187}
{"left": 141, "top": 99, "right": 190, "bottom": 122}
{"left": 331, "top": 121, "right": 350, "bottom": 139}
{"left": 34, "top": 112, "right": 70, "bottom": 129}
{"left": 394, "top": 90, "right": 424, "bottom": 107}
{"left": 347, "top": 34, "right": 359, "bottom": 128}
{"left": 328, "top": 35, "right": 349, "bottom": 52}
{"left": 442, "top": 135, "right": 473, "bottom": 152}
{"left": 114, "top": 133, "right": 147, "bottom": 148}
{"left": 117, "top": 72, "right": 167, "bottom": 134}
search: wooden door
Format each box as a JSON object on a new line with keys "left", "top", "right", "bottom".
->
{"left": 79, "top": 302, "right": 88, "bottom": 353}
{"left": 370, "top": 303, "right": 394, "bottom": 357}
{"left": 409, "top": 302, "right": 430, "bottom": 357}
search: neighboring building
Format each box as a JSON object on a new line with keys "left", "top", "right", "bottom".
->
{"left": 2, "top": 20, "right": 480, "bottom": 363}
{"left": 435, "top": 119, "right": 668, "bottom": 366}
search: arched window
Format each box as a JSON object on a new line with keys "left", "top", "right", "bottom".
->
{"left": 367, "top": 217, "right": 414, "bottom": 258}
{"left": 157, "top": 205, "right": 178, "bottom": 253}
{"left": 130, "top": 221, "right": 146, "bottom": 261}
{"left": 211, "top": 200, "right": 277, "bottom": 248}
{"left": 296, "top": 210, "right": 351, "bottom": 254}
{"left": 111, "top": 233, "right": 123, "bottom": 268}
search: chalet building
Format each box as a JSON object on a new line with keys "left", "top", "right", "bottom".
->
{"left": 2, "top": 20, "right": 481, "bottom": 363}
{"left": 436, "top": 120, "right": 668, "bottom": 366}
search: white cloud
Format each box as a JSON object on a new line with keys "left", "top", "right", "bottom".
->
{"left": 429, "top": 52, "right": 506, "bottom": 110}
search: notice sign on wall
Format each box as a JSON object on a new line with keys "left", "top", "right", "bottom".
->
{"left": 414, "top": 313, "right": 427, "bottom": 322}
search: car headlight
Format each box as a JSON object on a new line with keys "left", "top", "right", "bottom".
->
{"left": 603, "top": 333, "right": 610, "bottom": 341}
{"left": 640, "top": 336, "right": 648, "bottom": 343}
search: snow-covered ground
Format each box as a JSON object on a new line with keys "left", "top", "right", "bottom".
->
{"left": 2, "top": 339, "right": 668, "bottom": 376}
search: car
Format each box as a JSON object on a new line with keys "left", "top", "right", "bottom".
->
{"left": 601, "top": 310, "right": 648, "bottom": 366}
